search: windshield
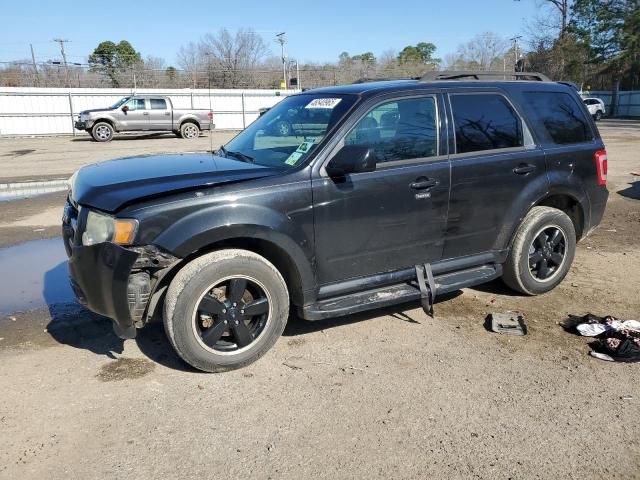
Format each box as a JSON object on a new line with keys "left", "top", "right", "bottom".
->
{"left": 109, "top": 97, "right": 131, "bottom": 109}
{"left": 222, "top": 93, "right": 357, "bottom": 168}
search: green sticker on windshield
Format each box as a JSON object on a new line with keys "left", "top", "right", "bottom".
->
{"left": 296, "top": 141, "right": 314, "bottom": 153}
{"left": 284, "top": 151, "right": 304, "bottom": 166}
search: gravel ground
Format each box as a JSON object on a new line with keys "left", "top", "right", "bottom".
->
{"left": 0, "top": 120, "right": 638, "bottom": 479}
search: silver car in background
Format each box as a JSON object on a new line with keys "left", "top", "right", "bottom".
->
{"left": 75, "top": 95, "right": 213, "bottom": 142}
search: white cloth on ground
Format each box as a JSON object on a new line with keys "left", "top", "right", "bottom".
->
{"left": 576, "top": 319, "right": 640, "bottom": 337}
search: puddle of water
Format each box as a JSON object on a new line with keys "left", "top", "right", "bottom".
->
{"left": 0, "top": 180, "right": 68, "bottom": 202}
{"left": 0, "top": 237, "right": 74, "bottom": 315}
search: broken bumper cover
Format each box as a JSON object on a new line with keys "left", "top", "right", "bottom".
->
{"left": 67, "top": 242, "right": 140, "bottom": 339}
{"left": 74, "top": 120, "right": 92, "bottom": 130}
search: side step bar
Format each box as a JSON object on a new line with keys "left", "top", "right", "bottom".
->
{"left": 301, "top": 264, "right": 502, "bottom": 321}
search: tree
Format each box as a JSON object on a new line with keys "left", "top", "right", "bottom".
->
{"left": 177, "top": 41, "right": 201, "bottom": 88}
{"left": 571, "top": 0, "right": 640, "bottom": 105}
{"left": 398, "top": 42, "right": 440, "bottom": 64}
{"left": 197, "top": 28, "right": 269, "bottom": 88}
{"left": 351, "top": 52, "right": 376, "bottom": 65}
{"left": 88, "top": 40, "right": 141, "bottom": 87}
{"left": 453, "top": 32, "right": 509, "bottom": 70}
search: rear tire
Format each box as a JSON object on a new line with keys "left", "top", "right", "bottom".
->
{"left": 91, "top": 122, "right": 114, "bottom": 142}
{"left": 595, "top": 111, "right": 603, "bottom": 121}
{"left": 502, "top": 206, "right": 576, "bottom": 295}
{"left": 164, "top": 249, "right": 289, "bottom": 372}
{"left": 180, "top": 122, "right": 200, "bottom": 139}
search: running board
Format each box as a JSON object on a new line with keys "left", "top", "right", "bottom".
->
{"left": 300, "top": 264, "right": 502, "bottom": 321}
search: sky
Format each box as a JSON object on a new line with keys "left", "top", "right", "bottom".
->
{"left": 0, "top": 0, "right": 541, "bottom": 67}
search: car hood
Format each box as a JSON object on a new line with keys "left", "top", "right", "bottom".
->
{"left": 80, "top": 108, "right": 114, "bottom": 115}
{"left": 70, "top": 152, "right": 279, "bottom": 212}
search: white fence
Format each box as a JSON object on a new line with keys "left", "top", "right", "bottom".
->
{"left": 0, "top": 87, "right": 297, "bottom": 136}
{"left": 588, "top": 90, "right": 640, "bottom": 117}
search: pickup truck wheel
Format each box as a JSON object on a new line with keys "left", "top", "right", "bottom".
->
{"left": 91, "top": 122, "right": 114, "bottom": 142}
{"left": 180, "top": 122, "right": 200, "bottom": 139}
{"left": 164, "top": 249, "right": 289, "bottom": 372}
{"left": 502, "top": 206, "right": 576, "bottom": 295}
{"left": 595, "top": 111, "right": 603, "bottom": 121}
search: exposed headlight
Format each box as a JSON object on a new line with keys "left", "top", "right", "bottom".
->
{"left": 82, "top": 210, "right": 138, "bottom": 246}
{"left": 80, "top": 113, "right": 88, "bottom": 121}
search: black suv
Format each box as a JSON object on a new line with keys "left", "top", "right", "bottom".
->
{"left": 63, "top": 72, "right": 609, "bottom": 372}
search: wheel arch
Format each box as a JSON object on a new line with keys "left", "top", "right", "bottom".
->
{"left": 534, "top": 193, "right": 585, "bottom": 240}
{"left": 151, "top": 206, "right": 316, "bottom": 307}
{"left": 180, "top": 117, "right": 201, "bottom": 129}
{"left": 495, "top": 179, "right": 589, "bottom": 252}
{"left": 92, "top": 118, "right": 115, "bottom": 130}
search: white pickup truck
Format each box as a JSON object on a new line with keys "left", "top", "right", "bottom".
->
{"left": 75, "top": 95, "right": 213, "bottom": 142}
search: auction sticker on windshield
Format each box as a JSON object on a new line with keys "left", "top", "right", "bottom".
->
{"left": 305, "top": 98, "right": 342, "bottom": 109}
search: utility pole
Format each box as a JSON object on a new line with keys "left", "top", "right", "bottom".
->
{"left": 53, "top": 38, "right": 70, "bottom": 87}
{"left": 276, "top": 32, "right": 287, "bottom": 89}
{"left": 29, "top": 43, "right": 39, "bottom": 86}
{"left": 509, "top": 35, "right": 522, "bottom": 70}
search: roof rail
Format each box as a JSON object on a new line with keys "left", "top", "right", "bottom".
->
{"left": 352, "top": 76, "right": 418, "bottom": 84}
{"left": 420, "top": 71, "right": 552, "bottom": 82}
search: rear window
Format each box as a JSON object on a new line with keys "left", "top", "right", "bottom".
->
{"left": 523, "top": 92, "right": 593, "bottom": 145}
{"left": 450, "top": 94, "right": 523, "bottom": 154}
{"left": 150, "top": 98, "right": 167, "bottom": 109}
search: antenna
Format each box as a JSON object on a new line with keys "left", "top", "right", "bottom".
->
{"left": 204, "top": 52, "right": 214, "bottom": 153}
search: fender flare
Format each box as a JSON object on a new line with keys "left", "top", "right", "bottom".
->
{"left": 151, "top": 204, "right": 316, "bottom": 304}
{"left": 493, "top": 175, "right": 589, "bottom": 251}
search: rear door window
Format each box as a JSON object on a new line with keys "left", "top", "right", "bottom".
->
{"left": 450, "top": 94, "right": 523, "bottom": 154}
{"left": 150, "top": 98, "right": 167, "bottom": 109}
{"left": 523, "top": 91, "right": 593, "bottom": 145}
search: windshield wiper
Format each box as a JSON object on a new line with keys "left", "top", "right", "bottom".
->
{"left": 223, "top": 148, "right": 255, "bottom": 164}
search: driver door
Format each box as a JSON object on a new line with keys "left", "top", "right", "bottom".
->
{"left": 119, "top": 97, "right": 149, "bottom": 130}
{"left": 312, "top": 94, "right": 451, "bottom": 285}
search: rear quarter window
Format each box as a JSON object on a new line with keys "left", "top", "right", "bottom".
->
{"left": 523, "top": 91, "right": 593, "bottom": 145}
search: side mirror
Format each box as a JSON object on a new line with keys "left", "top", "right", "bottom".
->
{"left": 325, "top": 145, "right": 377, "bottom": 177}
{"left": 121, "top": 105, "right": 129, "bottom": 113}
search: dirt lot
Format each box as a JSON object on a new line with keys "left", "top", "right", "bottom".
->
{"left": 0, "top": 130, "right": 238, "bottom": 183}
{"left": 0, "top": 121, "right": 639, "bottom": 479}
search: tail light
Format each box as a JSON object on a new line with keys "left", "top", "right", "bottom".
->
{"left": 595, "top": 149, "right": 607, "bottom": 186}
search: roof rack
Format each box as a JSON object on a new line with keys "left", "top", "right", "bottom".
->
{"left": 420, "top": 71, "right": 552, "bottom": 82}
{"left": 352, "top": 76, "right": 418, "bottom": 84}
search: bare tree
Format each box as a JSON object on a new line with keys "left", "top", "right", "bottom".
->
{"left": 453, "top": 32, "right": 509, "bottom": 70}
{"left": 444, "top": 33, "right": 510, "bottom": 71}
{"left": 198, "top": 28, "right": 269, "bottom": 88}
{"left": 177, "top": 41, "right": 201, "bottom": 88}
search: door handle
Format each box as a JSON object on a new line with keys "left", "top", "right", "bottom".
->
{"left": 410, "top": 178, "right": 439, "bottom": 190}
{"left": 513, "top": 164, "right": 536, "bottom": 175}
{"left": 143, "top": 112, "right": 149, "bottom": 116}
{"left": 164, "top": 112, "right": 170, "bottom": 116}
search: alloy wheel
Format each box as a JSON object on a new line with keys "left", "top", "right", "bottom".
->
{"left": 192, "top": 276, "right": 272, "bottom": 355}
{"left": 528, "top": 226, "right": 567, "bottom": 281}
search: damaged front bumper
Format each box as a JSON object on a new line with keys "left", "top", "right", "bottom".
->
{"left": 67, "top": 242, "right": 141, "bottom": 338}
{"left": 63, "top": 207, "right": 179, "bottom": 339}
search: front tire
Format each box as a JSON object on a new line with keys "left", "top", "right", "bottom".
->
{"left": 502, "top": 206, "right": 576, "bottom": 295}
{"left": 180, "top": 122, "right": 200, "bottom": 139}
{"left": 164, "top": 249, "right": 289, "bottom": 372}
{"left": 595, "top": 111, "right": 603, "bottom": 121}
{"left": 91, "top": 122, "right": 114, "bottom": 142}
